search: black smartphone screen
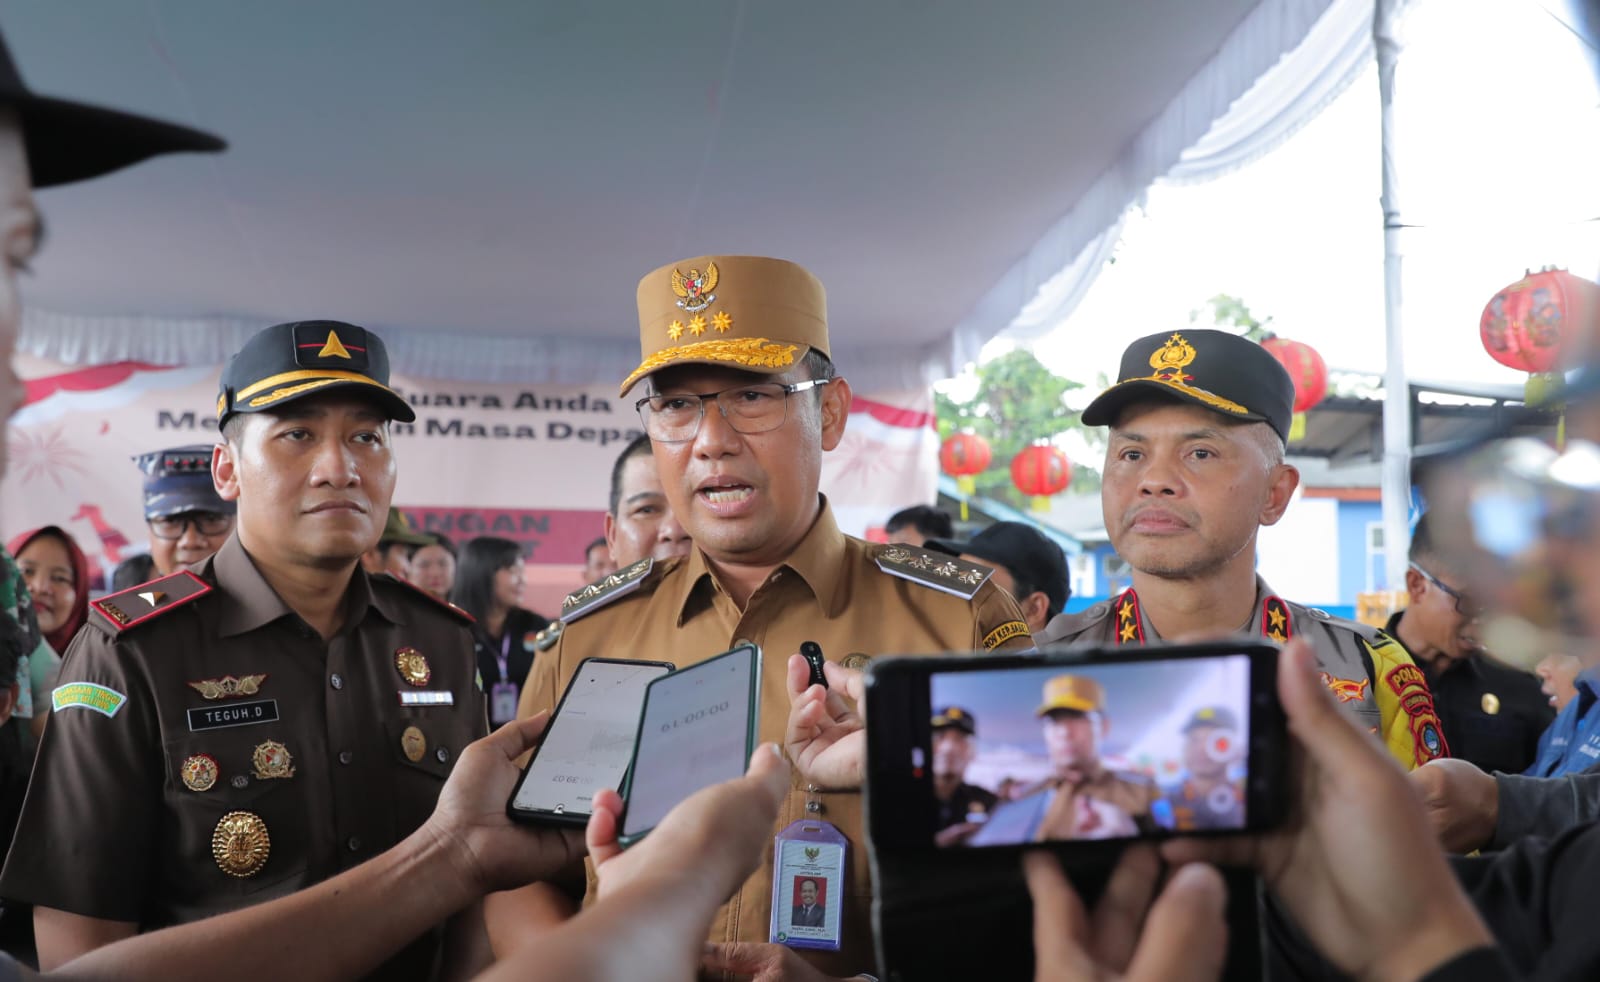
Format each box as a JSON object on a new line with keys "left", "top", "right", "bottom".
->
{"left": 506, "top": 657, "right": 673, "bottom": 825}
{"left": 865, "top": 642, "right": 1285, "bottom": 850}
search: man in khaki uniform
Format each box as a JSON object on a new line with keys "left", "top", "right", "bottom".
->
{"left": 970, "top": 674, "right": 1157, "bottom": 845}
{"left": 1036, "top": 329, "right": 1447, "bottom": 772}
{"left": 1, "top": 321, "right": 486, "bottom": 978}
{"left": 491, "top": 255, "right": 1031, "bottom": 978}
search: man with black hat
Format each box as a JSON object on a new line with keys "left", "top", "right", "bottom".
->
{"left": 134, "top": 445, "right": 237, "bottom": 576}
{"left": 1, "top": 320, "right": 486, "bottom": 977}
{"left": 929, "top": 705, "right": 998, "bottom": 842}
{"left": 494, "top": 255, "right": 1031, "bottom": 979}
{"left": 1036, "top": 329, "right": 1447, "bottom": 771}
{"left": 926, "top": 521, "right": 1069, "bottom": 636}
{"left": 1155, "top": 706, "right": 1246, "bottom": 832}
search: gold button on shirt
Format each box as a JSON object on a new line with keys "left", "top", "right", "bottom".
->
{"left": 515, "top": 500, "right": 1032, "bottom": 977}
{"left": 0, "top": 534, "right": 486, "bottom": 982}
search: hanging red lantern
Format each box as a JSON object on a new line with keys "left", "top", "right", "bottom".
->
{"left": 1011, "top": 445, "right": 1071, "bottom": 513}
{"left": 940, "top": 432, "right": 991, "bottom": 519}
{"left": 1260, "top": 336, "right": 1328, "bottom": 443}
{"left": 1481, "top": 268, "right": 1599, "bottom": 405}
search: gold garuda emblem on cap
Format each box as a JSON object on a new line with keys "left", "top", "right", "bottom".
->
{"left": 671, "top": 262, "right": 720, "bottom": 313}
{"left": 1148, "top": 333, "right": 1198, "bottom": 382}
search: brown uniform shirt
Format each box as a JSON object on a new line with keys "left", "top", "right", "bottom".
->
{"left": 516, "top": 500, "right": 1031, "bottom": 977}
{"left": 0, "top": 535, "right": 486, "bottom": 981}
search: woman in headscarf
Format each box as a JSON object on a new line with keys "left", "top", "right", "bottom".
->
{"left": 8, "top": 526, "right": 91, "bottom": 657}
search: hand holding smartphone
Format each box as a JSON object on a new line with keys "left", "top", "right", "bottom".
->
{"left": 506, "top": 658, "right": 673, "bottom": 826}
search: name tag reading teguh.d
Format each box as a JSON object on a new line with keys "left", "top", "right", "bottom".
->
{"left": 188, "top": 699, "right": 280, "bottom": 732}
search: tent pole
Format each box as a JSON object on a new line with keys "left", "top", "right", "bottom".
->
{"left": 1376, "top": 0, "right": 1412, "bottom": 592}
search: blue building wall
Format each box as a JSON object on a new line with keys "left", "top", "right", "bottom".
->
{"left": 1336, "top": 500, "right": 1384, "bottom": 598}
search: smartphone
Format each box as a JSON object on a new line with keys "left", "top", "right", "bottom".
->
{"left": 506, "top": 657, "right": 674, "bottom": 826}
{"left": 617, "top": 643, "right": 762, "bottom": 846}
{"left": 864, "top": 640, "right": 1287, "bottom": 852}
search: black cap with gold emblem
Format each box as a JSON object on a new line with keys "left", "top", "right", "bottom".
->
{"left": 1081, "top": 329, "right": 1295, "bottom": 442}
{"left": 216, "top": 320, "right": 415, "bottom": 428}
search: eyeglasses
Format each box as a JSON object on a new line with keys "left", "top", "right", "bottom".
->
{"left": 635, "top": 379, "right": 832, "bottom": 444}
{"left": 1409, "top": 563, "right": 1482, "bottom": 618}
{"left": 148, "top": 512, "right": 234, "bottom": 540}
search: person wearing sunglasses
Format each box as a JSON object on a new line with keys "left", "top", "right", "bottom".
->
{"left": 134, "top": 445, "right": 237, "bottom": 576}
{"left": 1387, "top": 512, "right": 1552, "bottom": 775}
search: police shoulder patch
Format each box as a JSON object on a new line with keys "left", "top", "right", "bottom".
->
{"left": 561, "top": 558, "right": 658, "bottom": 624}
{"left": 873, "top": 546, "right": 992, "bottom": 600}
{"left": 381, "top": 574, "right": 475, "bottom": 624}
{"left": 90, "top": 571, "right": 212, "bottom": 633}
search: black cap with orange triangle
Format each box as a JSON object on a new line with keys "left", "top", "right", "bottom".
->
{"left": 216, "top": 320, "right": 415, "bottom": 427}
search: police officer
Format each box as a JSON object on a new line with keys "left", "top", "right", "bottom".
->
{"left": 1155, "top": 706, "right": 1246, "bottom": 832}
{"left": 490, "top": 255, "right": 1032, "bottom": 978}
{"left": 930, "top": 705, "right": 998, "bottom": 838}
{"left": 1036, "top": 329, "right": 1448, "bottom": 771}
{"left": 1, "top": 320, "right": 486, "bottom": 978}
{"left": 972, "top": 674, "right": 1158, "bottom": 844}
{"left": 134, "top": 445, "right": 237, "bottom": 575}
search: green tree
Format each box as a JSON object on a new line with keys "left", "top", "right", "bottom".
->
{"left": 935, "top": 349, "right": 1101, "bottom": 509}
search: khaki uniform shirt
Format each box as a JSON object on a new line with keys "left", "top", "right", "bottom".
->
{"left": 1036, "top": 577, "right": 1448, "bottom": 771}
{"left": 0, "top": 535, "right": 485, "bottom": 982}
{"left": 515, "top": 500, "right": 1032, "bottom": 977}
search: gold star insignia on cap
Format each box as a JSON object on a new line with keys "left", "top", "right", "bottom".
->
{"left": 712, "top": 311, "right": 733, "bottom": 333}
{"left": 667, "top": 320, "right": 684, "bottom": 341}
{"left": 317, "top": 330, "right": 353, "bottom": 359}
{"left": 688, "top": 314, "right": 707, "bottom": 336}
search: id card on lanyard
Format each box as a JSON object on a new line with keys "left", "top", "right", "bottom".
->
{"left": 490, "top": 632, "right": 518, "bottom": 726}
{"left": 769, "top": 819, "right": 847, "bottom": 951}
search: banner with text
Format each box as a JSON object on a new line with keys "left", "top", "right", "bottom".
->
{"left": 2, "top": 356, "right": 937, "bottom": 612}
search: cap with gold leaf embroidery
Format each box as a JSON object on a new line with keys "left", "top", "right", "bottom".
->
{"left": 216, "top": 320, "right": 415, "bottom": 428}
{"left": 931, "top": 705, "right": 978, "bottom": 736}
{"left": 1081, "top": 329, "right": 1294, "bottom": 442}
{"left": 621, "top": 255, "right": 831, "bottom": 396}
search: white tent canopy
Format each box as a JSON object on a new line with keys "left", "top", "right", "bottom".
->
{"left": 8, "top": 0, "right": 1355, "bottom": 390}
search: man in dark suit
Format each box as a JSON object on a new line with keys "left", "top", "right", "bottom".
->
{"left": 791, "top": 878, "right": 825, "bottom": 927}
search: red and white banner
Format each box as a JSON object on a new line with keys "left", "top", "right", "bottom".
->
{"left": 2, "top": 356, "right": 937, "bottom": 613}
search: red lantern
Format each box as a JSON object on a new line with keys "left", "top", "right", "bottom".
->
{"left": 1480, "top": 268, "right": 1599, "bottom": 404}
{"left": 1260, "top": 336, "right": 1328, "bottom": 443}
{"left": 940, "top": 432, "right": 991, "bottom": 519}
{"left": 1011, "top": 445, "right": 1071, "bottom": 512}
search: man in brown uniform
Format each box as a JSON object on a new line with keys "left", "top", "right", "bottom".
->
{"left": 1036, "top": 329, "right": 1447, "bottom": 772}
{"left": 1, "top": 320, "right": 487, "bottom": 978}
{"left": 969, "top": 674, "right": 1157, "bottom": 845}
{"left": 491, "top": 255, "right": 1031, "bottom": 978}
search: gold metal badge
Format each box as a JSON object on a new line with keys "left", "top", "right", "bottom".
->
{"left": 671, "top": 262, "right": 719, "bottom": 313}
{"left": 401, "top": 725, "right": 427, "bottom": 763}
{"left": 181, "top": 753, "right": 219, "bottom": 792}
{"left": 212, "top": 811, "right": 270, "bottom": 878}
{"left": 395, "top": 647, "right": 432, "bottom": 687}
{"left": 1482, "top": 692, "right": 1501, "bottom": 716}
{"left": 251, "top": 740, "right": 295, "bottom": 780}
{"left": 188, "top": 674, "right": 269, "bottom": 700}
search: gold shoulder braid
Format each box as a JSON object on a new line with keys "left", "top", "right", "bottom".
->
{"left": 560, "top": 559, "right": 655, "bottom": 624}
{"left": 874, "top": 546, "right": 992, "bottom": 600}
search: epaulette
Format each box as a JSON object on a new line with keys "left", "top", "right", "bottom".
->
{"left": 561, "top": 558, "right": 656, "bottom": 624}
{"left": 872, "top": 545, "right": 993, "bottom": 600}
{"left": 379, "top": 573, "right": 476, "bottom": 624}
{"left": 1296, "top": 601, "right": 1387, "bottom": 645}
{"left": 90, "top": 570, "right": 212, "bottom": 633}
{"left": 532, "top": 620, "right": 564, "bottom": 651}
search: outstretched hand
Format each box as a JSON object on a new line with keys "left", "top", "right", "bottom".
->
{"left": 784, "top": 653, "right": 867, "bottom": 791}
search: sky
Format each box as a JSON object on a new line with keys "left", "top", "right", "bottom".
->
{"left": 978, "top": 0, "right": 1600, "bottom": 447}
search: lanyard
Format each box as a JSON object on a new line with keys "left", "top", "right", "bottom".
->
{"left": 497, "top": 629, "right": 511, "bottom": 683}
